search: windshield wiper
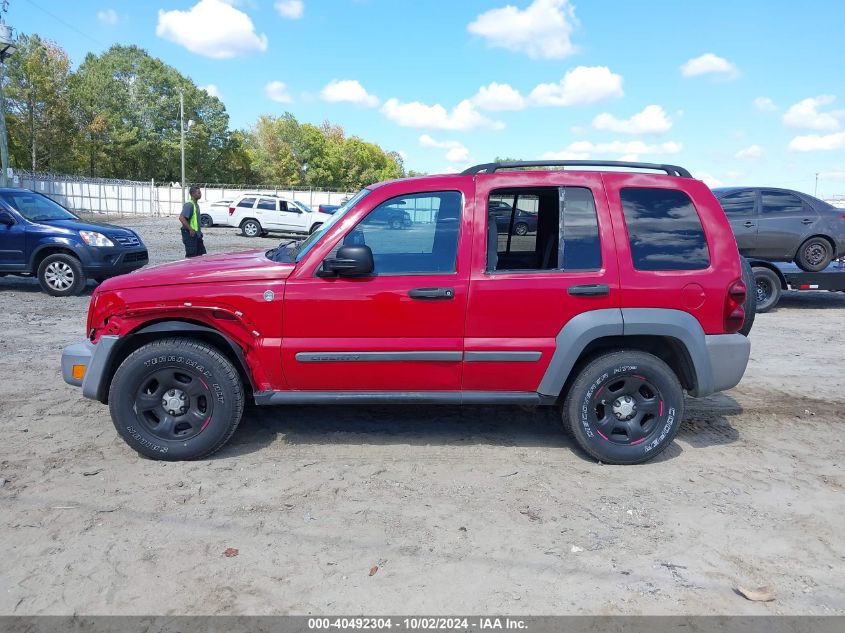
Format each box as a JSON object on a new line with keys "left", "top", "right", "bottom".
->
{"left": 267, "top": 238, "right": 304, "bottom": 261}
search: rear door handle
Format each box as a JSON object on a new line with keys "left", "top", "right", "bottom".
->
{"left": 408, "top": 287, "right": 454, "bottom": 300}
{"left": 743, "top": 221, "right": 755, "bottom": 227}
{"left": 568, "top": 284, "right": 610, "bottom": 297}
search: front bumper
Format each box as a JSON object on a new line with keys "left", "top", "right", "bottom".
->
{"left": 61, "top": 336, "right": 120, "bottom": 401}
{"left": 81, "top": 248, "right": 149, "bottom": 277}
{"left": 703, "top": 333, "right": 751, "bottom": 394}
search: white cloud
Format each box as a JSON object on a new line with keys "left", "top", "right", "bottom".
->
{"left": 592, "top": 105, "right": 672, "bottom": 134}
{"left": 470, "top": 83, "right": 525, "bottom": 111}
{"left": 275, "top": 0, "right": 304, "bottom": 19}
{"left": 735, "top": 144, "right": 763, "bottom": 159}
{"left": 265, "top": 80, "right": 293, "bottom": 103}
{"left": 467, "top": 0, "right": 578, "bottom": 59}
{"left": 542, "top": 140, "right": 682, "bottom": 160}
{"left": 788, "top": 132, "right": 845, "bottom": 152}
{"left": 419, "top": 134, "right": 470, "bottom": 163}
{"left": 200, "top": 84, "right": 222, "bottom": 99}
{"left": 782, "top": 96, "right": 842, "bottom": 131}
{"left": 320, "top": 80, "right": 379, "bottom": 107}
{"left": 97, "top": 9, "right": 118, "bottom": 26}
{"left": 680, "top": 53, "right": 739, "bottom": 78}
{"left": 754, "top": 97, "right": 777, "bottom": 112}
{"left": 381, "top": 98, "right": 504, "bottom": 131}
{"left": 529, "top": 66, "right": 624, "bottom": 107}
{"left": 698, "top": 173, "right": 724, "bottom": 188}
{"left": 156, "top": 0, "right": 268, "bottom": 59}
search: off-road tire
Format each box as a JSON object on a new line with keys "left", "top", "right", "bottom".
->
{"left": 738, "top": 256, "right": 756, "bottom": 336}
{"left": 37, "top": 253, "right": 87, "bottom": 297}
{"left": 563, "top": 351, "right": 684, "bottom": 465}
{"left": 241, "top": 219, "right": 262, "bottom": 237}
{"left": 108, "top": 337, "right": 245, "bottom": 461}
{"left": 752, "top": 266, "right": 782, "bottom": 313}
{"left": 795, "top": 237, "right": 833, "bottom": 272}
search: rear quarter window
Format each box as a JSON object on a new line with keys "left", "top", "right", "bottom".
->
{"left": 620, "top": 187, "right": 710, "bottom": 271}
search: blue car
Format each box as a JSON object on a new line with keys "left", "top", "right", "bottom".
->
{"left": 0, "top": 189, "right": 148, "bottom": 296}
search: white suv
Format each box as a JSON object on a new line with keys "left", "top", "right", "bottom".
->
{"left": 227, "top": 194, "right": 330, "bottom": 237}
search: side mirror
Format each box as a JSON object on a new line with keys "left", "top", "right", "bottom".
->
{"left": 0, "top": 211, "right": 14, "bottom": 226}
{"left": 319, "top": 245, "right": 374, "bottom": 277}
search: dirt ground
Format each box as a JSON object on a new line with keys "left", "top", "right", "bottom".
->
{"left": 1, "top": 215, "right": 843, "bottom": 616}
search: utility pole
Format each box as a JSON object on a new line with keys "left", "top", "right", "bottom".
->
{"left": 814, "top": 172, "right": 819, "bottom": 198}
{"left": 180, "top": 90, "right": 185, "bottom": 204}
{"left": 0, "top": 1, "right": 17, "bottom": 189}
{"left": 179, "top": 90, "right": 194, "bottom": 204}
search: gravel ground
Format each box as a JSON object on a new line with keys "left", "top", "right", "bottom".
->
{"left": 1, "top": 215, "right": 843, "bottom": 616}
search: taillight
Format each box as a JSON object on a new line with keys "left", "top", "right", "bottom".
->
{"left": 724, "top": 278, "right": 746, "bottom": 333}
{"left": 229, "top": 207, "right": 235, "bottom": 215}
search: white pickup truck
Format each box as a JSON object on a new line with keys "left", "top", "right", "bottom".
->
{"left": 226, "top": 194, "right": 331, "bottom": 237}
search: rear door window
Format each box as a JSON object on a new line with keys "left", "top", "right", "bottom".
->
{"left": 257, "top": 198, "right": 277, "bottom": 210}
{"left": 237, "top": 197, "right": 256, "bottom": 208}
{"left": 718, "top": 190, "right": 757, "bottom": 217}
{"left": 620, "top": 188, "right": 710, "bottom": 271}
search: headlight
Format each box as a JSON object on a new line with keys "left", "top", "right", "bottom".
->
{"left": 79, "top": 231, "right": 114, "bottom": 247}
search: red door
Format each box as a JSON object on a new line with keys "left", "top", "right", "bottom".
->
{"left": 282, "top": 179, "right": 474, "bottom": 392}
{"left": 463, "top": 171, "right": 621, "bottom": 392}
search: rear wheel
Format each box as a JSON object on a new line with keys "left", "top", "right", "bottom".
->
{"left": 241, "top": 219, "right": 262, "bottom": 237}
{"left": 37, "top": 253, "right": 87, "bottom": 297}
{"left": 200, "top": 214, "right": 213, "bottom": 228}
{"left": 563, "top": 351, "right": 684, "bottom": 465}
{"left": 389, "top": 218, "right": 402, "bottom": 230}
{"left": 752, "top": 266, "right": 782, "bottom": 312}
{"left": 738, "top": 257, "right": 756, "bottom": 336}
{"left": 795, "top": 237, "right": 833, "bottom": 272}
{"left": 108, "top": 337, "right": 244, "bottom": 461}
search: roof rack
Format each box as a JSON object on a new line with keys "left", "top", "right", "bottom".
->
{"left": 461, "top": 160, "right": 692, "bottom": 178}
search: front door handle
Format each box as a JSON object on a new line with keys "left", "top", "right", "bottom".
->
{"left": 801, "top": 218, "right": 814, "bottom": 225}
{"left": 408, "top": 287, "right": 454, "bottom": 300}
{"left": 568, "top": 284, "right": 610, "bottom": 297}
{"left": 743, "top": 221, "right": 755, "bottom": 227}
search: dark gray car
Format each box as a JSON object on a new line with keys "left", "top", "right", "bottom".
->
{"left": 713, "top": 187, "right": 845, "bottom": 271}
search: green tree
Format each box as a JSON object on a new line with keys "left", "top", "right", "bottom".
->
{"left": 69, "top": 44, "right": 250, "bottom": 183}
{"left": 4, "top": 33, "right": 75, "bottom": 172}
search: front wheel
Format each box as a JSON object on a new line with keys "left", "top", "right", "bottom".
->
{"left": 309, "top": 223, "right": 323, "bottom": 234}
{"left": 563, "top": 351, "right": 684, "bottom": 465}
{"left": 795, "top": 237, "right": 833, "bottom": 272}
{"left": 241, "top": 219, "right": 262, "bottom": 237}
{"left": 37, "top": 253, "right": 87, "bottom": 297}
{"left": 108, "top": 338, "right": 245, "bottom": 460}
{"left": 514, "top": 222, "right": 529, "bottom": 236}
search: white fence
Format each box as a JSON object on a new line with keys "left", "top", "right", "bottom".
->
{"left": 14, "top": 171, "right": 355, "bottom": 216}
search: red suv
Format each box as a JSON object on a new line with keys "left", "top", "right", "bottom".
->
{"left": 62, "top": 161, "right": 751, "bottom": 465}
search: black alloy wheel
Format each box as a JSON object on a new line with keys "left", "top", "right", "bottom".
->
{"left": 563, "top": 350, "right": 683, "bottom": 465}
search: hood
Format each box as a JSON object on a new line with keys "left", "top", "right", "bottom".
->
{"left": 43, "top": 218, "right": 138, "bottom": 237}
{"left": 99, "top": 249, "right": 296, "bottom": 291}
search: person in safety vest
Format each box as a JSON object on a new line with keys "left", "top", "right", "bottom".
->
{"left": 179, "top": 185, "right": 206, "bottom": 258}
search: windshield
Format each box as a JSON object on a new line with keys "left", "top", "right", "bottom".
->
{"left": 290, "top": 189, "right": 371, "bottom": 263}
{"left": 292, "top": 200, "right": 313, "bottom": 213}
{"left": 2, "top": 191, "right": 78, "bottom": 221}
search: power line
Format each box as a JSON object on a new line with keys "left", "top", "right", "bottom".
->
{"left": 20, "top": 0, "right": 106, "bottom": 48}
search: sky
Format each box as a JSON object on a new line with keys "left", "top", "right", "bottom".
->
{"left": 7, "top": 0, "right": 845, "bottom": 197}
